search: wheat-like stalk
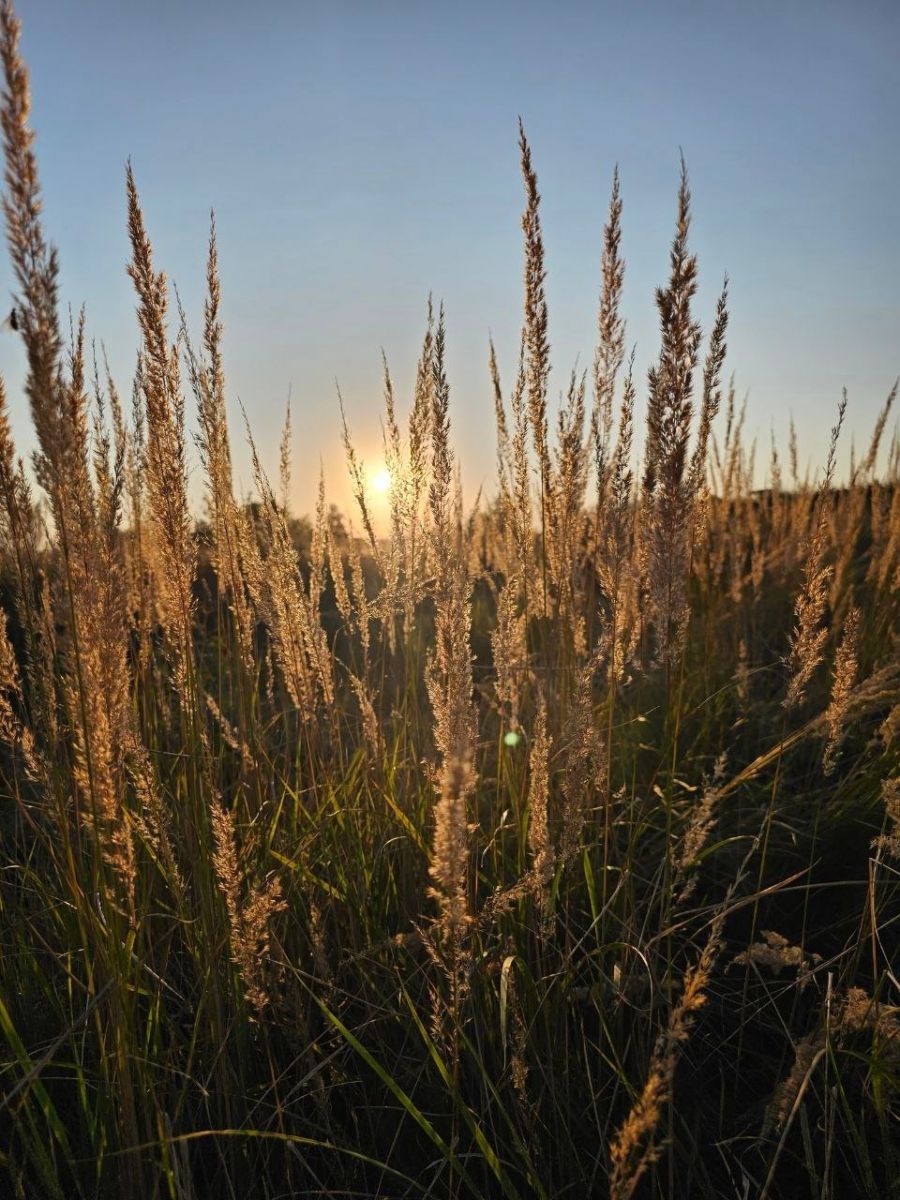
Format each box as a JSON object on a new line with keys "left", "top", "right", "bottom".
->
{"left": 784, "top": 392, "right": 847, "bottom": 709}
{"left": 126, "top": 164, "right": 196, "bottom": 695}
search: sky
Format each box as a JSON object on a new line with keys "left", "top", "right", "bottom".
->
{"left": 1, "top": 0, "right": 897, "bottom": 521}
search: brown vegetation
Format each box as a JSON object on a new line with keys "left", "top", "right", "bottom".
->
{"left": 0, "top": 4, "right": 897, "bottom": 1197}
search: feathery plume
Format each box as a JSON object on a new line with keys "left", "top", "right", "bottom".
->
{"left": 873, "top": 777, "right": 900, "bottom": 859}
{"left": 784, "top": 393, "right": 846, "bottom": 709}
{"left": 642, "top": 158, "right": 703, "bottom": 665}
{"left": 126, "top": 163, "right": 196, "bottom": 684}
{"left": 822, "top": 605, "right": 860, "bottom": 773}
{"left": 527, "top": 698, "right": 554, "bottom": 917}
{"left": 609, "top": 903, "right": 727, "bottom": 1199}
{"left": 592, "top": 166, "right": 626, "bottom": 509}
{"left": 210, "top": 796, "right": 286, "bottom": 1016}
{"left": 518, "top": 120, "right": 551, "bottom": 612}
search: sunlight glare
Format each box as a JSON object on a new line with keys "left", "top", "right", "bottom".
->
{"left": 371, "top": 466, "right": 392, "bottom": 495}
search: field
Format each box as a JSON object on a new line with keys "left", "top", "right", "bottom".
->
{"left": 0, "top": 4, "right": 898, "bottom": 1198}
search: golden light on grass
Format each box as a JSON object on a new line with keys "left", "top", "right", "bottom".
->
{"left": 0, "top": 5, "right": 897, "bottom": 1195}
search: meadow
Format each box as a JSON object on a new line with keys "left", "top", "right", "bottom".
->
{"left": 0, "top": 3, "right": 897, "bottom": 1197}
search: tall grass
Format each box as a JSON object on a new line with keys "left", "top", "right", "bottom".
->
{"left": 0, "top": 3, "right": 897, "bottom": 1197}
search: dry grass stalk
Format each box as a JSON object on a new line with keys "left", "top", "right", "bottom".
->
{"left": 210, "top": 795, "right": 286, "bottom": 1016}
{"left": 873, "top": 777, "right": 900, "bottom": 859}
{"left": 735, "top": 638, "right": 750, "bottom": 704}
{"left": 338, "top": 386, "right": 380, "bottom": 565}
{"left": 789, "top": 417, "right": 800, "bottom": 490}
{"left": 491, "top": 577, "right": 527, "bottom": 732}
{"left": 708, "top": 385, "right": 746, "bottom": 594}
{"left": 423, "top": 306, "right": 477, "bottom": 1058}
{"left": 0, "top": 373, "right": 58, "bottom": 747}
{"left": 124, "top": 735, "right": 183, "bottom": 896}
{"left": 687, "top": 278, "right": 729, "bottom": 603}
{"left": 410, "top": 299, "right": 435, "bottom": 499}
{"left": 784, "top": 393, "right": 847, "bottom": 709}
{"left": 1, "top": 14, "right": 139, "bottom": 905}
{"left": 597, "top": 353, "right": 638, "bottom": 682}
{"left": 0, "top": 609, "right": 39, "bottom": 777}
{"left": 395, "top": 300, "right": 435, "bottom": 637}
{"left": 879, "top": 702, "right": 900, "bottom": 748}
{"left": 326, "top": 510, "right": 351, "bottom": 625}
{"left": 370, "top": 331, "right": 435, "bottom": 648}
{"left": 838, "top": 657, "right": 900, "bottom": 734}
{"left": 0, "top": 3, "right": 68, "bottom": 511}
{"left": 122, "top": 354, "right": 152, "bottom": 662}
{"left": 489, "top": 340, "right": 530, "bottom": 725}
{"left": 507, "top": 967, "right": 530, "bottom": 1103}
{"left": 181, "top": 217, "right": 255, "bottom": 672}
{"left": 689, "top": 278, "right": 729, "bottom": 497}
{"left": 854, "top": 379, "right": 897, "bottom": 484}
{"left": 873, "top": 482, "right": 900, "bottom": 596}
{"left": 526, "top": 698, "right": 554, "bottom": 918}
{"left": 829, "top": 482, "right": 868, "bottom": 610}
{"left": 732, "top": 929, "right": 817, "bottom": 979}
{"left": 126, "top": 164, "right": 196, "bottom": 688}
{"left": 427, "top": 306, "right": 453, "bottom": 575}
{"left": 609, "top": 904, "right": 727, "bottom": 1200}
{"left": 518, "top": 122, "right": 551, "bottom": 614}
{"left": 675, "top": 751, "right": 727, "bottom": 901}
{"left": 508, "top": 347, "right": 535, "bottom": 622}
{"left": 429, "top": 748, "right": 475, "bottom": 946}
{"left": 490, "top": 338, "right": 513, "bottom": 531}
{"left": 378, "top": 354, "right": 403, "bottom": 647}
{"left": 766, "top": 986, "right": 900, "bottom": 1137}
{"left": 310, "top": 466, "right": 328, "bottom": 611}
{"left": 559, "top": 660, "right": 605, "bottom": 865}
{"left": 71, "top": 329, "right": 139, "bottom": 902}
{"left": 349, "top": 672, "right": 380, "bottom": 753}
{"left": 346, "top": 524, "right": 371, "bottom": 668}
{"left": 548, "top": 367, "right": 589, "bottom": 643}
{"left": 642, "top": 159, "right": 704, "bottom": 666}
{"left": 243, "top": 427, "right": 334, "bottom": 714}
{"left": 425, "top": 314, "right": 476, "bottom": 758}
{"left": 205, "top": 693, "right": 251, "bottom": 768}
{"left": 592, "top": 167, "right": 626, "bottom": 512}
{"left": 822, "top": 605, "right": 860, "bottom": 773}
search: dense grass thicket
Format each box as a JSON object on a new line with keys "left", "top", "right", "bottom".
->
{"left": 0, "top": 4, "right": 897, "bottom": 1197}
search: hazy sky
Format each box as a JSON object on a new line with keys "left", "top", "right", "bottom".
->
{"left": 2, "top": 0, "right": 897, "bottom": 519}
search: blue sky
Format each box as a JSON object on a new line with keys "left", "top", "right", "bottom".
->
{"left": 2, "top": 0, "right": 897, "bottom": 517}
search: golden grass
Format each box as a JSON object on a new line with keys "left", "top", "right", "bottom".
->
{"left": 0, "top": 3, "right": 897, "bottom": 1197}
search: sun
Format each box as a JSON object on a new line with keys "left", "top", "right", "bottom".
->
{"left": 370, "top": 466, "right": 392, "bottom": 495}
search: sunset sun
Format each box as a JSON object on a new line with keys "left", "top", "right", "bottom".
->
{"left": 370, "top": 465, "right": 392, "bottom": 495}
